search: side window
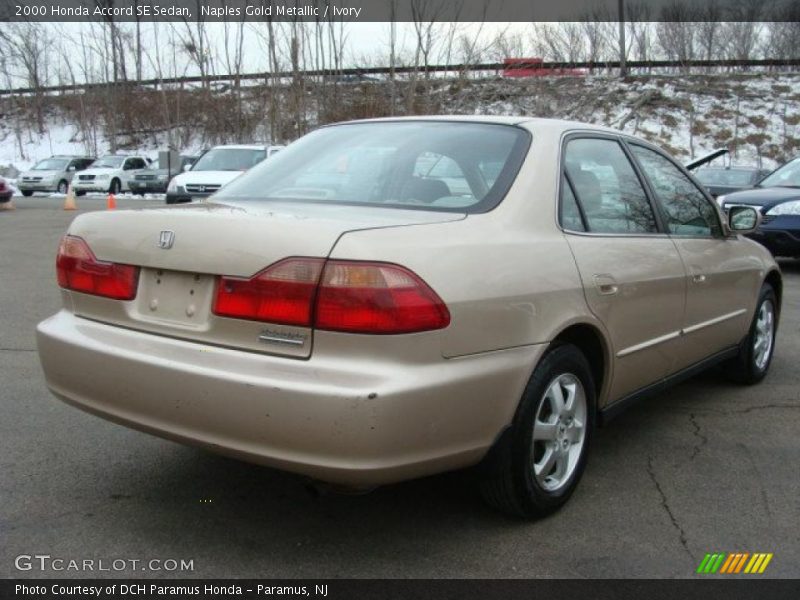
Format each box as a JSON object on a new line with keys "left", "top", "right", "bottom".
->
{"left": 630, "top": 145, "right": 722, "bottom": 237}
{"left": 560, "top": 175, "right": 586, "bottom": 231}
{"left": 564, "top": 138, "right": 657, "bottom": 234}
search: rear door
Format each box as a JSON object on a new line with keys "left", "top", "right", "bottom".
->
{"left": 560, "top": 135, "right": 687, "bottom": 402}
{"left": 627, "top": 142, "right": 760, "bottom": 368}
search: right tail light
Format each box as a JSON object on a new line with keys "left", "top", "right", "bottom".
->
{"left": 213, "top": 258, "right": 450, "bottom": 334}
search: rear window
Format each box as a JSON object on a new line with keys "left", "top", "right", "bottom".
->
{"left": 215, "top": 122, "right": 530, "bottom": 213}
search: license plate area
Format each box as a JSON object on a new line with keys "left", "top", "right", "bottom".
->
{"left": 133, "top": 269, "right": 215, "bottom": 329}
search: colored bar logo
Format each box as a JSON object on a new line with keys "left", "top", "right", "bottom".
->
{"left": 696, "top": 552, "right": 773, "bottom": 574}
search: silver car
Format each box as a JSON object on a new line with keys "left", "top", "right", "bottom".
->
{"left": 18, "top": 156, "right": 95, "bottom": 196}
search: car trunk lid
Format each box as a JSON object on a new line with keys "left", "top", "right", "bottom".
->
{"left": 65, "top": 200, "right": 464, "bottom": 358}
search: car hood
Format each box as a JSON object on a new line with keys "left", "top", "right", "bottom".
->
{"left": 721, "top": 187, "right": 800, "bottom": 210}
{"left": 172, "top": 170, "right": 244, "bottom": 187}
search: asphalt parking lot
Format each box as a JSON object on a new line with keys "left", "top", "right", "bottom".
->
{"left": 1, "top": 195, "right": 799, "bottom": 579}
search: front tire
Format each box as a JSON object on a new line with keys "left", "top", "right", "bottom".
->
{"left": 109, "top": 179, "right": 121, "bottom": 195}
{"left": 480, "top": 344, "right": 595, "bottom": 518}
{"left": 22, "top": 190, "right": 33, "bottom": 197}
{"left": 723, "top": 284, "right": 777, "bottom": 384}
{"left": 57, "top": 180, "right": 68, "bottom": 194}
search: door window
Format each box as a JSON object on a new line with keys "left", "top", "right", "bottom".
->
{"left": 630, "top": 145, "right": 722, "bottom": 237}
{"left": 560, "top": 175, "right": 586, "bottom": 232}
{"left": 563, "top": 138, "right": 657, "bottom": 234}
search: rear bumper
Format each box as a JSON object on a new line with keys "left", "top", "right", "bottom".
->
{"left": 37, "top": 310, "right": 542, "bottom": 486}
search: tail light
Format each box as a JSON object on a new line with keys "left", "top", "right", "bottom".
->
{"left": 213, "top": 258, "right": 325, "bottom": 326}
{"left": 56, "top": 235, "right": 139, "bottom": 300}
{"left": 213, "top": 258, "right": 450, "bottom": 334}
{"left": 316, "top": 261, "right": 450, "bottom": 333}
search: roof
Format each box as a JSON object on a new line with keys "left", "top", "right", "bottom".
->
{"left": 210, "top": 144, "right": 283, "bottom": 150}
{"left": 330, "top": 115, "right": 623, "bottom": 136}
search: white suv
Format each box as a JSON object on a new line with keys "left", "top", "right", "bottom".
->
{"left": 72, "top": 155, "right": 151, "bottom": 195}
{"left": 166, "top": 144, "right": 283, "bottom": 204}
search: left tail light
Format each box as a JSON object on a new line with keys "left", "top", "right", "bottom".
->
{"left": 56, "top": 235, "right": 139, "bottom": 300}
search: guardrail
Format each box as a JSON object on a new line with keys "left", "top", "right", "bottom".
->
{"left": 2, "top": 58, "right": 799, "bottom": 97}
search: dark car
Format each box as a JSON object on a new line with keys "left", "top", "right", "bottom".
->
{"left": 721, "top": 156, "right": 800, "bottom": 258}
{"left": 129, "top": 154, "right": 198, "bottom": 195}
{"left": 695, "top": 166, "right": 770, "bottom": 198}
{"left": 0, "top": 176, "right": 13, "bottom": 204}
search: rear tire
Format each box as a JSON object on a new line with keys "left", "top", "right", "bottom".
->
{"left": 479, "top": 344, "right": 595, "bottom": 518}
{"left": 723, "top": 284, "right": 777, "bottom": 385}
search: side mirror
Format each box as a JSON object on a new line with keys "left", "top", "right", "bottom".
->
{"left": 183, "top": 164, "right": 192, "bottom": 172}
{"left": 727, "top": 205, "right": 761, "bottom": 235}
{"left": 67, "top": 166, "right": 76, "bottom": 172}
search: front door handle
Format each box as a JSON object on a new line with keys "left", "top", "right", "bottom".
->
{"left": 593, "top": 274, "right": 619, "bottom": 296}
{"left": 691, "top": 272, "right": 707, "bottom": 284}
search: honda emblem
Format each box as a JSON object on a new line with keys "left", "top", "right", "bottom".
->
{"left": 158, "top": 230, "right": 175, "bottom": 249}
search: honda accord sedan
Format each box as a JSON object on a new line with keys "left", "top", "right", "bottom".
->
{"left": 37, "top": 117, "right": 781, "bottom": 517}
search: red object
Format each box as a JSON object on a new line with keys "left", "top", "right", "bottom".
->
{"left": 502, "top": 58, "right": 585, "bottom": 78}
{"left": 56, "top": 235, "right": 139, "bottom": 300}
{"left": 213, "top": 258, "right": 450, "bottom": 334}
{"left": 214, "top": 258, "right": 325, "bottom": 326}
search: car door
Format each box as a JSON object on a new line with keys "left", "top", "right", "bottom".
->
{"left": 627, "top": 142, "right": 762, "bottom": 369}
{"left": 560, "top": 135, "right": 688, "bottom": 402}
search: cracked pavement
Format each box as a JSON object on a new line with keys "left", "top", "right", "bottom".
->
{"left": 1, "top": 196, "right": 798, "bottom": 578}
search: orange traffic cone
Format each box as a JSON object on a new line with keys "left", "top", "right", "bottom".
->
{"left": 63, "top": 185, "right": 77, "bottom": 211}
{"left": 106, "top": 192, "right": 116, "bottom": 210}
{"left": 0, "top": 199, "right": 15, "bottom": 211}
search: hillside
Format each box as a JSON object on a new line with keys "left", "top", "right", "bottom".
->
{"left": 1, "top": 72, "right": 799, "bottom": 174}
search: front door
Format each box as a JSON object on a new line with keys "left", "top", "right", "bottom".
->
{"left": 627, "top": 143, "right": 762, "bottom": 369}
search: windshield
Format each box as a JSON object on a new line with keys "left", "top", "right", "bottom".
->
{"left": 91, "top": 156, "right": 125, "bottom": 169}
{"left": 695, "top": 169, "right": 756, "bottom": 186}
{"left": 215, "top": 122, "right": 529, "bottom": 212}
{"left": 192, "top": 148, "right": 266, "bottom": 171}
{"left": 760, "top": 158, "right": 800, "bottom": 188}
{"left": 32, "top": 158, "right": 70, "bottom": 171}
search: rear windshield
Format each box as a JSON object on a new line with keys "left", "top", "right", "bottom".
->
{"left": 193, "top": 148, "right": 266, "bottom": 171}
{"left": 215, "top": 122, "right": 530, "bottom": 213}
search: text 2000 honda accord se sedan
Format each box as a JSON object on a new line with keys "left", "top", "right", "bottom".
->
{"left": 37, "top": 117, "right": 781, "bottom": 517}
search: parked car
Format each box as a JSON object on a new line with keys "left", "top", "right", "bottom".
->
{"left": 37, "top": 117, "right": 780, "bottom": 517}
{"left": 72, "top": 155, "right": 151, "bottom": 195}
{"left": 129, "top": 154, "right": 199, "bottom": 196}
{"left": 17, "top": 156, "right": 95, "bottom": 196}
{"left": 694, "top": 166, "right": 770, "bottom": 199}
{"left": 0, "top": 176, "right": 12, "bottom": 204}
{"left": 166, "top": 144, "right": 284, "bottom": 204}
{"left": 720, "top": 156, "right": 800, "bottom": 258}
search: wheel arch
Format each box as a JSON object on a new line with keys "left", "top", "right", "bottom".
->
{"left": 764, "top": 269, "right": 782, "bottom": 315}
{"left": 550, "top": 321, "right": 611, "bottom": 410}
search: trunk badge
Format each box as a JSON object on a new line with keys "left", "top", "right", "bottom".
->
{"left": 158, "top": 230, "right": 175, "bottom": 249}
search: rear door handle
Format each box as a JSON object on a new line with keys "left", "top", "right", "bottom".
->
{"left": 593, "top": 274, "right": 619, "bottom": 296}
